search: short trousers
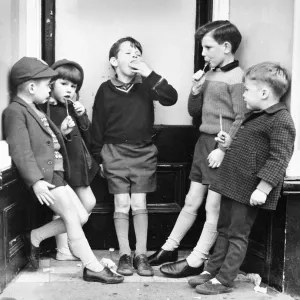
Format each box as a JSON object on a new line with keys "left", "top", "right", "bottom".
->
{"left": 101, "top": 143, "right": 158, "bottom": 194}
{"left": 189, "top": 133, "right": 219, "bottom": 185}
{"left": 51, "top": 171, "right": 67, "bottom": 187}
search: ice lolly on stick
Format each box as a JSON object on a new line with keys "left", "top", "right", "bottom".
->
{"left": 219, "top": 114, "right": 223, "bottom": 132}
{"left": 193, "top": 61, "right": 209, "bottom": 82}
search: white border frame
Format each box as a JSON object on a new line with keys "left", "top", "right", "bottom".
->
{"left": 212, "top": 0, "right": 230, "bottom": 21}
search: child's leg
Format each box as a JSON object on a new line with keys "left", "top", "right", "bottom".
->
{"left": 50, "top": 186, "right": 103, "bottom": 272}
{"left": 162, "top": 182, "right": 208, "bottom": 251}
{"left": 131, "top": 193, "right": 147, "bottom": 255}
{"left": 114, "top": 194, "right": 131, "bottom": 256}
{"left": 214, "top": 199, "right": 258, "bottom": 287}
{"left": 54, "top": 186, "right": 96, "bottom": 260}
{"left": 186, "top": 190, "right": 221, "bottom": 267}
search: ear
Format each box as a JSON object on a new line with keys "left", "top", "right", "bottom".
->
{"left": 223, "top": 41, "right": 232, "bottom": 54}
{"left": 109, "top": 57, "right": 118, "bottom": 68}
{"left": 261, "top": 87, "right": 270, "bottom": 100}
{"left": 28, "top": 82, "right": 36, "bottom": 95}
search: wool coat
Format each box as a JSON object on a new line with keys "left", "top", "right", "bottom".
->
{"left": 46, "top": 102, "right": 99, "bottom": 187}
{"left": 210, "top": 102, "right": 296, "bottom": 210}
{"left": 3, "top": 96, "right": 70, "bottom": 188}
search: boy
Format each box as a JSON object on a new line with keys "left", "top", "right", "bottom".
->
{"left": 193, "top": 62, "right": 295, "bottom": 295}
{"left": 91, "top": 37, "right": 178, "bottom": 276}
{"left": 149, "top": 21, "right": 246, "bottom": 278}
{"left": 4, "top": 57, "right": 123, "bottom": 284}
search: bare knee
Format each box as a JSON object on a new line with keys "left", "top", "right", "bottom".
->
{"left": 74, "top": 186, "right": 96, "bottom": 214}
{"left": 184, "top": 192, "right": 203, "bottom": 213}
{"left": 131, "top": 193, "right": 146, "bottom": 211}
{"left": 114, "top": 194, "right": 130, "bottom": 213}
{"left": 79, "top": 210, "right": 89, "bottom": 226}
{"left": 205, "top": 192, "right": 221, "bottom": 223}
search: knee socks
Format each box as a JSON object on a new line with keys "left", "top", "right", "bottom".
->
{"left": 162, "top": 209, "right": 197, "bottom": 251}
{"left": 186, "top": 222, "right": 218, "bottom": 267}
{"left": 114, "top": 212, "right": 131, "bottom": 256}
{"left": 132, "top": 209, "right": 148, "bottom": 255}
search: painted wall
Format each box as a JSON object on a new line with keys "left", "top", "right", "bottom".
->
{"left": 229, "top": 0, "right": 294, "bottom": 107}
{"left": 55, "top": 0, "right": 196, "bottom": 125}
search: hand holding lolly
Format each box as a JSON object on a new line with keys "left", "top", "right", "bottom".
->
{"left": 192, "top": 61, "right": 210, "bottom": 94}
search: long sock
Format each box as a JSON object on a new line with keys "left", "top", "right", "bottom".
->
{"left": 30, "top": 218, "right": 66, "bottom": 247}
{"left": 162, "top": 209, "right": 197, "bottom": 251}
{"left": 114, "top": 212, "right": 131, "bottom": 256}
{"left": 52, "top": 215, "right": 73, "bottom": 256}
{"left": 132, "top": 209, "right": 148, "bottom": 255}
{"left": 186, "top": 222, "right": 218, "bottom": 267}
{"left": 69, "top": 237, "right": 103, "bottom": 272}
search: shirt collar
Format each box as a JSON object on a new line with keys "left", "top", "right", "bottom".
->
{"left": 214, "top": 60, "right": 239, "bottom": 72}
{"left": 110, "top": 74, "right": 142, "bottom": 86}
{"left": 244, "top": 102, "right": 287, "bottom": 119}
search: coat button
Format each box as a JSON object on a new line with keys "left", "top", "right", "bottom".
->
{"left": 46, "top": 141, "right": 51, "bottom": 146}
{"left": 240, "top": 126, "right": 244, "bottom": 129}
{"left": 47, "top": 160, "right": 53, "bottom": 165}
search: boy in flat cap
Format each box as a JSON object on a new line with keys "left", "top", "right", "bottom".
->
{"left": 3, "top": 57, "right": 124, "bottom": 284}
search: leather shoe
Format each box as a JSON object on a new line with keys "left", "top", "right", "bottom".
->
{"left": 160, "top": 259, "right": 204, "bottom": 278}
{"left": 188, "top": 272, "right": 214, "bottom": 287}
{"left": 83, "top": 267, "right": 124, "bottom": 284}
{"left": 133, "top": 254, "right": 154, "bottom": 276}
{"left": 196, "top": 281, "right": 233, "bottom": 295}
{"left": 148, "top": 248, "right": 178, "bottom": 266}
{"left": 117, "top": 254, "right": 134, "bottom": 276}
{"left": 22, "top": 231, "right": 40, "bottom": 270}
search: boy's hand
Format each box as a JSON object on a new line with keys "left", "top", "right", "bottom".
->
{"left": 207, "top": 148, "right": 225, "bottom": 168}
{"left": 61, "top": 116, "right": 75, "bottom": 135}
{"left": 250, "top": 189, "right": 267, "bottom": 206}
{"left": 215, "top": 131, "right": 232, "bottom": 149}
{"left": 129, "top": 61, "right": 152, "bottom": 77}
{"left": 32, "top": 180, "right": 56, "bottom": 206}
{"left": 191, "top": 70, "right": 206, "bottom": 95}
{"left": 73, "top": 101, "right": 85, "bottom": 116}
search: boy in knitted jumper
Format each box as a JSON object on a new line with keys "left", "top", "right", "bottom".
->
{"left": 91, "top": 37, "right": 177, "bottom": 277}
{"left": 149, "top": 21, "right": 247, "bottom": 278}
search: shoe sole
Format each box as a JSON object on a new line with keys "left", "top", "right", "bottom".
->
{"left": 83, "top": 276, "right": 124, "bottom": 284}
{"left": 196, "top": 287, "right": 233, "bottom": 295}
{"left": 117, "top": 269, "right": 134, "bottom": 276}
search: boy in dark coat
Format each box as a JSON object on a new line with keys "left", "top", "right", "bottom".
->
{"left": 91, "top": 37, "right": 177, "bottom": 276}
{"left": 192, "top": 62, "right": 296, "bottom": 295}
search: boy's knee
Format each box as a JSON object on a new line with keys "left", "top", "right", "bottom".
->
{"left": 184, "top": 193, "right": 201, "bottom": 209}
{"left": 114, "top": 194, "right": 130, "bottom": 211}
{"left": 79, "top": 211, "right": 89, "bottom": 226}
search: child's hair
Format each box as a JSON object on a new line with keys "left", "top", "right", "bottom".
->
{"left": 244, "top": 62, "right": 291, "bottom": 99}
{"left": 53, "top": 65, "right": 83, "bottom": 92}
{"left": 109, "top": 37, "right": 143, "bottom": 60}
{"left": 195, "top": 20, "right": 242, "bottom": 54}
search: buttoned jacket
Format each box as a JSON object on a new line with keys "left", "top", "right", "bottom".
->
{"left": 3, "top": 96, "right": 70, "bottom": 188}
{"left": 210, "top": 103, "right": 295, "bottom": 210}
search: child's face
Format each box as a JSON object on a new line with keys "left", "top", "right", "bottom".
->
{"left": 201, "top": 34, "right": 227, "bottom": 68}
{"left": 243, "top": 79, "right": 263, "bottom": 110}
{"left": 51, "top": 78, "right": 77, "bottom": 104}
{"left": 111, "top": 41, "right": 142, "bottom": 79}
{"left": 33, "top": 78, "right": 52, "bottom": 104}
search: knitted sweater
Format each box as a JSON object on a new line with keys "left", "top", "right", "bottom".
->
{"left": 188, "top": 65, "right": 246, "bottom": 138}
{"left": 91, "top": 71, "right": 178, "bottom": 163}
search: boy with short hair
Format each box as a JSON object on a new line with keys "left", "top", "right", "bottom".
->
{"left": 193, "top": 62, "right": 295, "bottom": 295}
{"left": 91, "top": 37, "right": 178, "bottom": 276}
{"left": 149, "top": 20, "right": 247, "bottom": 278}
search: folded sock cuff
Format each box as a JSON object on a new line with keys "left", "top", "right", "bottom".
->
{"left": 113, "top": 212, "right": 129, "bottom": 220}
{"left": 132, "top": 209, "right": 148, "bottom": 216}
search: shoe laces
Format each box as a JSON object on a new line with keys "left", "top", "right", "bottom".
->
{"left": 135, "top": 254, "right": 150, "bottom": 267}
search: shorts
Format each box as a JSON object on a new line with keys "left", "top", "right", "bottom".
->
{"left": 101, "top": 143, "right": 158, "bottom": 194}
{"left": 51, "top": 171, "right": 67, "bottom": 187}
{"left": 189, "top": 133, "right": 219, "bottom": 185}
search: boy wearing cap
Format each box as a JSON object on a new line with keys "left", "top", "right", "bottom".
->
{"left": 3, "top": 57, "right": 124, "bottom": 284}
{"left": 91, "top": 37, "right": 178, "bottom": 276}
{"left": 45, "top": 59, "right": 99, "bottom": 261}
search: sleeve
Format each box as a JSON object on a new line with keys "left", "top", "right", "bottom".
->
{"left": 75, "top": 111, "right": 93, "bottom": 151}
{"left": 187, "top": 89, "right": 204, "bottom": 118}
{"left": 257, "top": 112, "right": 296, "bottom": 187}
{"left": 3, "top": 107, "right": 44, "bottom": 187}
{"left": 228, "top": 82, "right": 247, "bottom": 138}
{"left": 143, "top": 71, "right": 178, "bottom": 106}
{"left": 91, "top": 85, "right": 106, "bottom": 164}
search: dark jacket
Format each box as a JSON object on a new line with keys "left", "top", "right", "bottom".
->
{"left": 3, "top": 96, "right": 70, "bottom": 188}
{"left": 45, "top": 102, "right": 99, "bottom": 187}
{"left": 210, "top": 103, "right": 296, "bottom": 210}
